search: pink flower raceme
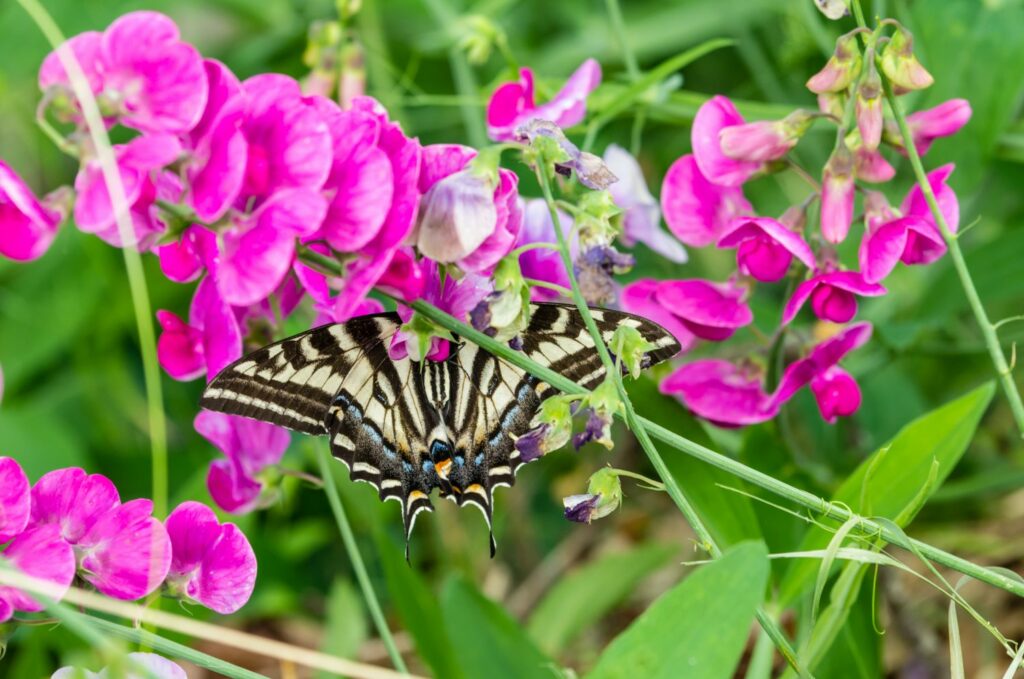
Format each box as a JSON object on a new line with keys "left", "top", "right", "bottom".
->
{"left": 486, "top": 59, "right": 601, "bottom": 141}
{"left": 516, "top": 199, "right": 572, "bottom": 302}
{"left": 195, "top": 411, "right": 290, "bottom": 515}
{"left": 661, "top": 154, "right": 751, "bottom": 247}
{"left": 29, "top": 467, "right": 171, "bottom": 600}
{"left": 620, "top": 279, "right": 697, "bottom": 352}
{"left": 164, "top": 501, "right": 257, "bottom": 614}
{"left": 783, "top": 271, "right": 886, "bottom": 325}
{"left": 157, "top": 276, "right": 242, "bottom": 382}
{"left": 40, "top": 12, "right": 208, "bottom": 135}
{"left": 53, "top": 653, "right": 187, "bottom": 679}
{"left": 898, "top": 99, "right": 971, "bottom": 156}
{"left": 0, "top": 161, "right": 65, "bottom": 262}
{"left": 660, "top": 360, "right": 778, "bottom": 427}
{"left": 603, "top": 144, "right": 687, "bottom": 263}
{"left": 859, "top": 165, "right": 960, "bottom": 283}
{"left": 717, "top": 216, "right": 815, "bottom": 282}
{"left": 651, "top": 279, "right": 753, "bottom": 341}
{"left": 691, "top": 96, "right": 764, "bottom": 186}
{"left": 413, "top": 144, "right": 521, "bottom": 273}
{"left": 772, "top": 322, "right": 872, "bottom": 423}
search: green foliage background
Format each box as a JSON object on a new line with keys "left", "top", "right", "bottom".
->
{"left": 1, "top": 0, "right": 1023, "bottom": 677}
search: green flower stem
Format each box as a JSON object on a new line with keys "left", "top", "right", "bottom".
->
{"left": 532, "top": 162, "right": 808, "bottom": 676}
{"left": 18, "top": 0, "right": 169, "bottom": 521}
{"left": 604, "top": 0, "right": 639, "bottom": 80}
{"left": 852, "top": 1, "right": 1024, "bottom": 438}
{"left": 316, "top": 444, "right": 409, "bottom": 675}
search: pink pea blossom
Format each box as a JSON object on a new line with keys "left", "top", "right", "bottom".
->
{"left": 661, "top": 154, "right": 752, "bottom": 247}
{"left": 810, "top": 367, "right": 862, "bottom": 422}
{"left": 156, "top": 225, "right": 216, "bottom": 284}
{"left": 73, "top": 134, "right": 183, "bottom": 250}
{"left": 0, "top": 524, "right": 76, "bottom": 623}
{"left": 660, "top": 360, "right": 778, "bottom": 427}
{"left": 717, "top": 216, "right": 816, "bottom": 282}
{"left": 901, "top": 99, "right": 972, "bottom": 156}
{"left": 53, "top": 653, "right": 187, "bottom": 679}
{"left": 806, "top": 32, "right": 862, "bottom": 93}
{"left": 516, "top": 199, "right": 572, "bottom": 302}
{"left": 29, "top": 467, "right": 171, "bottom": 600}
{"left": 0, "top": 457, "right": 31, "bottom": 544}
{"left": 195, "top": 411, "right": 290, "bottom": 515}
{"left": 854, "top": 146, "right": 896, "bottom": 184}
{"left": 620, "top": 279, "right": 696, "bottom": 352}
{"left": 486, "top": 59, "right": 601, "bottom": 141}
{"left": 156, "top": 276, "right": 242, "bottom": 381}
{"left": 603, "top": 144, "right": 687, "bottom": 263}
{"left": 820, "top": 144, "right": 856, "bottom": 243}
{"left": 859, "top": 165, "right": 959, "bottom": 283}
{"left": 653, "top": 279, "right": 753, "bottom": 341}
{"left": 783, "top": 271, "right": 886, "bottom": 325}
{"left": 691, "top": 96, "right": 763, "bottom": 186}
{"left": 164, "top": 501, "right": 257, "bottom": 614}
{"left": 0, "top": 161, "right": 64, "bottom": 262}
{"left": 719, "top": 110, "right": 814, "bottom": 164}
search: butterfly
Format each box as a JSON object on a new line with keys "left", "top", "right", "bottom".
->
{"left": 200, "top": 303, "right": 679, "bottom": 556}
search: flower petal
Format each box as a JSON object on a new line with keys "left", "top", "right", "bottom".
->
{"left": 0, "top": 457, "right": 30, "bottom": 543}
{"left": 661, "top": 155, "right": 751, "bottom": 247}
{"left": 165, "top": 500, "right": 221, "bottom": 576}
{"left": 79, "top": 499, "right": 171, "bottom": 600}
{"left": 30, "top": 468, "right": 119, "bottom": 544}
{"left": 0, "top": 524, "right": 75, "bottom": 618}
{"left": 0, "top": 161, "right": 63, "bottom": 261}
{"left": 193, "top": 523, "right": 257, "bottom": 614}
{"left": 691, "top": 96, "right": 762, "bottom": 186}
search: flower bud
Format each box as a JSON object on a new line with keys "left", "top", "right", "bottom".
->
{"left": 814, "top": 0, "right": 850, "bottom": 20}
{"left": 855, "top": 52, "right": 883, "bottom": 150}
{"left": 571, "top": 379, "right": 619, "bottom": 450}
{"left": 719, "top": 110, "right": 814, "bottom": 163}
{"left": 470, "top": 255, "right": 531, "bottom": 341}
{"left": 610, "top": 325, "right": 656, "bottom": 379}
{"left": 810, "top": 366, "right": 862, "bottom": 423}
{"left": 879, "top": 25, "right": 933, "bottom": 93}
{"left": 807, "top": 31, "right": 863, "bottom": 94}
{"left": 821, "top": 142, "right": 856, "bottom": 244}
{"left": 416, "top": 167, "right": 498, "bottom": 263}
{"left": 575, "top": 244, "right": 634, "bottom": 305}
{"left": 563, "top": 468, "right": 622, "bottom": 523}
{"left": 456, "top": 15, "right": 503, "bottom": 65}
{"left": 515, "top": 395, "right": 575, "bottom": 462}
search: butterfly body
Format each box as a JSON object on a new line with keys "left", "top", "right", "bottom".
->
{"left": 201, "top": 304, "right": 679, "bottom": 555}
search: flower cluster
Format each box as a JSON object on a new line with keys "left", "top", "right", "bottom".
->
{"left": 0, "top": 457, "right": 256, "bottom": 620}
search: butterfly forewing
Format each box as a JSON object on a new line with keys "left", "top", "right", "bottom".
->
{"left": 200, "top": 303, "right": 681, "bottom": 555}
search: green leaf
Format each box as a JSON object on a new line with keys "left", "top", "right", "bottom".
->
{"left": 373, "top": 529, "right": 467, "bottom": 679}
{"left": 317, "top": 578, "right": 368, "bottom": 678}
{"left": 526, "top": 543, "right": 677, "bottom": 655}
{"left": 778, "top": 382, "right": 995, "bottom": 605}
{"left": 628, "top": 377, "right": 763, "bottom": 548}
{"left": 586, "top": 541, "right": 769, "bottom": 679}
{"left": 441, "top": 577, "right": 555, "bottom": 679}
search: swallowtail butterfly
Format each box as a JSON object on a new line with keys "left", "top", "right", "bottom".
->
{"left": 200, "top": 303, "right": 679, "bottom": 556}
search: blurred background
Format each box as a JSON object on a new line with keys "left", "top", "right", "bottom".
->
{"left": 1, "top": 0, "right": 1023, "bottom": 676}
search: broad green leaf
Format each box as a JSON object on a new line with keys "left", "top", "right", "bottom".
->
{"left": 586, "top": 541, "right": 769, "bottom": 679}
{"left": 779, "top": 382, "right": 995, "bottom": 605}
{"left": 628, "top": 377, "right": 762, "bottom": 548}
{"left": 373, "top": 529, "right": 467, "bottom": 679}
{"left": 441, "top": 577, "right": 554, "bottom": 679}
{"left": 317, "top": 578, "right": 367, "bottom": 678}
{"left": 526, "top": 543, "right": 676, "bottom": 655}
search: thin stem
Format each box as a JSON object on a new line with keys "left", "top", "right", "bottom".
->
{"left": 611, "top": 468, "right": 666, "bottom": 491}
{"left": 316, "top": 444, "right": 409, "bottom": 674}
{"left": 524, "top": 278, "right": 571, "bottom": 296}
{"left": 510, "top": 242, "right": 561, "bottom": 257}
{"left": 17, "top": 0, "right": 169, "bottom": 522}
{"left": 533, "top": 160, "right": 808, "bottom": 676}
{"left": 604, "top": 0, "right": 639, "bottom": 79}
{"left": 34, "top": 114, "right": 78, "bottom": 157}
{"left": 787, "top": 159, "right": 823, "bottom": 193}
{"left": 852, "top": 1, "right": 1024, "bottom": 438}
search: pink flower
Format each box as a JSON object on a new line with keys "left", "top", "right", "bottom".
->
{"left": 486, "top": 59, "right": 601, "bottom": 141}
{"left": 717, "top": 216, "right": 816, "bottom": 282}
{"left": 0, "top": 161, "right": 63, "bottom": 261}
{"left": 660, "top": 360, "right": 777, "bottom": 427}
{"left": 783, "top": 271, "right": 886, "bottom": 325}
{"left": 653, "top": 279, "right": 753, "bottom": 341}
{"left": 854, "top": 146, "right": 895, "bottom": 184}
{"left": 164, "top": 501, "right": 257, "bottom": 614}
{"left": 859, "top": 165, "right": 959, "bottom": 283}
{"left": 0, "top": 457, "right": 31, "bottom": 543}
{"left": 604, "top": 144, "right": 687, "bottom": 263}
{"left": 902, "top": 99, "right": 972, "bottom": 156}
{"left": 516, "top": 199, "right": 573, "bottom": 302}
{"left": 73, "top": 134, "right": 183, "bottom": 250}
{"left": 195, "top": 411, "right": 290, "bottom": 515}
{"left": 29, "top": 467, "right": 171, "bottom": 600}
{"left": 719, "top": 110, "right": 814, "bottom": 164}
{"left": 620, "top": 279, "right": 696, "bottom": 352}
{"left": 806, "top": 31, "right": 862, "bottom": 93}
{"left": 156, "top": 276, "right": 242, "bottom": 381}
{"left": 0, "top": 524, "right": 76, "bottom": 623}
{"left": 691, "top": 96, "right": 763, "bottom": 186}
{"left": 772, "top": 322, "right": 872, "bottom": 422}
{"left": 820, "top": 144, "right": 856, "bottom": 243}
{"left": 156, "top": 225, "right": 216, "bottom": 283}
{"left": 661, "top": 154, "right": 752, "bottom": 247}
{"left": 53, "top": 653, "right": 187, "bottom": 679}
{"left": 40, "top": 12, "right": 208, "bottom": 135}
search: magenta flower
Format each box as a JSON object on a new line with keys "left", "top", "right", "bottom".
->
{"left": 691, "top": 96, "right": 764, "bottom": 186}
{"left": 653, "top": 279, "right": 753, "bottom": 341}
{"left": 73, "top": 134, "right": 183, "bottom": 250}
{"left": 854, "top": 146, "right": 896, "bottom": 184}
{"left": 717, "top": 217, "right": 816, "bottom": 282}
{"left": 811, "top": 367, "right": 862, "bottom": 423}
{"left": 820, "top": 144, "right": 856, "bottom": 243}
{"left": 29, "top": 467, "right": 171, "bottom": 600}
{"left": 156, "top": 276, "right": 241, "bottom": 381}
{"left": 0, "top": 160, "right": 64, "bottom": 262}
{"left": 195, "top": 411, "right": 290, "bottom": 515}
{"left": 40, "top": 12, "right": 208, "bottom": 135}
{"left": 516, "top": 199, "right": 572, "bottom": 302}
{"left": 859, "top": 165, "right": 959, "bottom": 283}
{"left": 0, "top": 457, "right": 31, "bottom": 543}
{"left": 486, "top": 59, "right": 601, "bottom": 141}
{"left": 156, "top": 225, "right": 216, "bottom": 284}
{"left": 164, "top": 501, "right": 257, "bottom": 614}
{"left": 660, "top": 360, "right": 778, "bottom": 428}
{"left": 0, "top": 524, "right": 76, "bottom": 623}
{"left": 620, "top": 279, "right": 696, "bottom": 352}
{"left": 604, "top": 144, "right": 687, "bottom": 263}
{"left": 661, "top": 154, "right": 752, "bottom": 247}
{"left": 783, "top": 271, "right": 886, "bottom": 325}
{"left": 902, "top": 99, "right": 972, "bottom": 156}
{"left": 53, "top": 653, "right": 187, "bottom": 679}
{"left": 719, "top": 110, "right": 814, "bottom": 164}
